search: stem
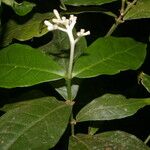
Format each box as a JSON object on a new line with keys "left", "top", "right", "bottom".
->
{"left": 66, "top": 77, "right": 75, "bottom": 136}
{"left": 144, "top": 135, "right": 150, "bottom": 144}
{"left": 105, "top": 0, "right": 138, "bottom": 37}
{"left": 124, "top": 0, "right": 138, "bottom": 16}
{"left": 71, "top": 114, "right": 75, "bottom": 136}
{"left": 120, "top": 0, "right": 126, "bottom": 15}
{"left": 66, "top": 29, "right": 76, "bottom": 136}
{"left": 105, "top": 17, "right": 121, "bottom": 37}
{"left": 65, "top": 29, "right": 75, "bottom": 101}
{"left": 67, "top": 30, "right": 75, "bottom": 80}
{"left": 66, "top": 78, "right": 72, "bottom": 101}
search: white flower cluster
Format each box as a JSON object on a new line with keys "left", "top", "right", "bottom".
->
{"left": 44, "top": 9, "right": 90, "bottom": 42}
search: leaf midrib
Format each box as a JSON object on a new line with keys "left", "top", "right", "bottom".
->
{"left": 0, "top": 63, "right": 63, "bottom": 77}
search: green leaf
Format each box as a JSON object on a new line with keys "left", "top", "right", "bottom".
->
{"left": 12, "top": 1, "right": 35, "bottom": 16}
{"left": 50, "top": 79, "right": 79, "bottom": 100}
{"left": 0, "top": 97, "right": 72, "bottom": 150}
{"left": 63, "top": 0, "right": 117, "bottom": 6}
{"left": 55, "top": 84, "right": 79, "bottom": 100}
{"left": 69, "top": 131, "right": 150, "bottom": 150}
{"left": 0, "top": 44, "right": 64, "bottom": 88}
{"left": 124, "top": 0, "right": 150, "bottom": 20}
{"left": 2, "top": 0, "right": 35, "bottom": 16}
{"left": 139, "top": 72, "right": 150, "bottom": 93}
{"left": 1, "top": 13, "right": 51, "bottom": 47}
{"left": 73, "top": 37, "right": 146, "bottom": 78}
{"left": 76, "top": 94, "right": 150, "bottom": 122}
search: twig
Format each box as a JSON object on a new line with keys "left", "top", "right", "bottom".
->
{"left": 144, "top": 134, "right": 150, "bottom": 144}
{"left": 105, "top": 0, "right": 138, "bottom": 37}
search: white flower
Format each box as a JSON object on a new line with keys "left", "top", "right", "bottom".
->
{"left": 68, "top": 15, "right": 77, "bottom": 30}
{"left": 44, "top": 9, "right": 90, "bottom": 39}
{"left": 44, "top": 20, "right": 57, "bottom": 31}
{"left": 77, "top": 29, "right": 90, "bottom": 37}
{"left": 53, "top": 9, "right": 61, "bottom": 20}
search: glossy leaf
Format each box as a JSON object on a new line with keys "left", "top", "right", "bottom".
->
{"left": 1, "top": 0, "right": 35, "bottom": 16}
{"left": 73, "top": 37, "right": 146, "bottom": 78}
{"left": 76, "top": 94, "right": 150, "bottom": 122}
{"left": 1, "top": 13, "right": 51, "bottom": 47}
{"left": 0, "top": 97, "right": 72, "bottom": 150}
{"left": 69, "top": 131, "right": 150, "bottom": 150}
{"left": 139, "top": 72, "right": 150, "bottom": 93}
{"left": 124, "top": 0, "right": 150, "bottom": 20}
{"left": 0, "top": 44, "right": 64, "bottom": 88}
{"left": 63, "top": 0, "right": 117, "bottom": 6}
